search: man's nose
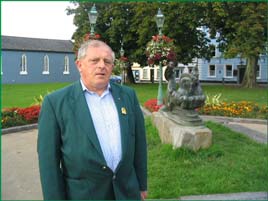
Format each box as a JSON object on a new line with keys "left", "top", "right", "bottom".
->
{"left": 97, "top": 59, "right": 106, "bottom": 68}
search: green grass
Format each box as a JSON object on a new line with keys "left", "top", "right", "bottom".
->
{"left": 131, "top": 83, "right": 267, "bottom": 106}
{"left": 1, "top": 82, "right": 267, "bottom": 198}
{"left": 1, "top": 82, "right": 267, "bottom": 108}
{"left": 1, "top": 82, "right": 71, "bottom": 108}
{"left": 146, "top": 117, "right": 268, "bottom": 198}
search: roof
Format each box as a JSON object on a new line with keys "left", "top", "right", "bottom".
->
{"left": 2, "top": 35, "right": 74, "bottom": 53}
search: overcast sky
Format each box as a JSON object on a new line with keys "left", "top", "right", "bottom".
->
{"left": 1, "top": 1, "right": 77, "bottom": 40}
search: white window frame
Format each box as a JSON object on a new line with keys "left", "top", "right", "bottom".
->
{"left": 20, "top": 54, "right": 28, "bottom": 75}
{"left": 224, "top": 64, "right": 233, "bottom": 78}
{"left": 63, "top": 55, "right": 70, "bottom": 75}
{"left": 208, "top": 65, "right": 216, "bottom": 77}
{"left": 142, "top": 69, "right": 148, "bottom": 79}
{"left": 42, "top": 55, "right": 50, "bottom": 75}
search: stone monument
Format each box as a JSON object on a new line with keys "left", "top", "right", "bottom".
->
{"left": 152, "top": 63, "right": 212, "bottom": 151}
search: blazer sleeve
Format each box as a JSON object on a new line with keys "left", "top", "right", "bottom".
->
{"left": 37, "top": 95, "right": 66, "bottom": 200}
{"left": 132, "top": 91, "right": 147, "bottom": 191}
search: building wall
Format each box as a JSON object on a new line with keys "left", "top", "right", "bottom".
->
{"left": 2, "top": 50, "right": 80, "bottom": 84}
{"left": 198, "top": 56, "right": 268, "bottom": 83}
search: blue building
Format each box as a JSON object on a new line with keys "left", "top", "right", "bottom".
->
{"left": 197, "top": 40, "right": 268, "bottom": 84}
{"left": 1, "top": 35, "right": 80, "bottom": 84}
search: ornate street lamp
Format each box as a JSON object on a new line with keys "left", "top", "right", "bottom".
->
{"left": 88, "top": 4, "right": 98, "bottom": 36}
{"left": 120, "top": 43, "right": 125, "bottom": 85}
{"left": 155, "top": 8, "right": 165, "bottom": 37}
{"left": 155, "top": 8, "right": 165, "bottom": 105}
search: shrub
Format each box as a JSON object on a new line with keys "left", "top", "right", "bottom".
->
{"left": 32, "top": 90, "right": 53, "bottom": 106}
{"left": 198, "top": 101, "right": 267, "bottom": 119}
{"left": 205, "top": 93, "right": 222, "bottom": 106}
{"left": 144, "top": 98, "right": 267, "bottom": 119}
{"left": 1, "top": 105, "right": 41, "bottom": 129}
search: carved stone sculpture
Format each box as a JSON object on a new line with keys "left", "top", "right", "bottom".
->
{"left": 162, "top": 66, "right": 206, "bottom": 126}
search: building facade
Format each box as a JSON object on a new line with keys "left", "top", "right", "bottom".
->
{"left": 131, "top": 51, "right": 268, "bottom": 84}
{"left": 2, "top": 36, "right": 79, "bottom": 84}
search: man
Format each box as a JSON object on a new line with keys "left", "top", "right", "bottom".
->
{"left": 37, "top": 40, "right": 147, "bottom": 200}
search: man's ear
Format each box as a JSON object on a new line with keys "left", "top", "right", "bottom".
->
{"left": 76, "top": 60, "right": 82, "bottom": 72}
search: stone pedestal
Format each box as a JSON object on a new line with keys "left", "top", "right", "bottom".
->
{"left": 152, "top": 111, "right": 212, "bottom": 151}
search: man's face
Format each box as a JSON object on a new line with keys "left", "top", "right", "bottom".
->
{"left": 76, "top": 46, "right": 114, "bottom": 92}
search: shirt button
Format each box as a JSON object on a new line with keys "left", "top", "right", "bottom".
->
{"left": 112, "top": 175, "right": 116, "bottom": 180}
{"left": 102, "top": 166, "right": 107, "bottom": 170}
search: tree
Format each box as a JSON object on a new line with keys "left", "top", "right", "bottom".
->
{"left": 67, "top": 2, "right": 215, "bottom": 82}
{"left": 204, "top": 2, "right": 267, "bottom": 88}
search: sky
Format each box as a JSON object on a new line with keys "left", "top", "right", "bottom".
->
{"left": 1, "top": 1, "right": 78, "bottom": 40}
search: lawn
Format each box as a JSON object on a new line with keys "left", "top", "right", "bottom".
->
{"left": 146, "top": 118, "right": 268, "bottom": 198}
{"left": 1, "top": 82, "right": 267, "bottom": 108}
{"left": 1, "top": 82, "right": 71, "bottom": 108}
{"left": 1, "top": 82, "right": 267, "bottom": 198}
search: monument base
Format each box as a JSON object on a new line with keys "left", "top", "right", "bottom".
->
{"left": 152, "top": 111, "right": 212, "bottom": 151}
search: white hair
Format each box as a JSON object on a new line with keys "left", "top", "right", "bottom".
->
{"left": 77, "top": 40, "right": 115, "bottom": 61}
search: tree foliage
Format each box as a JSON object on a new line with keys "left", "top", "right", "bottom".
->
{"left": 67, "top": 2, "right": 213, "bottom": 66}
{"left": 203, "top": 2, "right": 267, "bottom": 88}
{"left": 67, "top": 2, "right": 267, "bottom": 87}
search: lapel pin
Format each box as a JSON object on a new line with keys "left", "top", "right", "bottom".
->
{"left": 121, "top": 107, "right": 127, "bottom": 115}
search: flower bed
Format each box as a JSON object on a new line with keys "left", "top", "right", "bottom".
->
{"left": 144, "top": 99, "right": 164, "bottom": 112}
{"left": 1, "top": 105, "right": 41, "bottom": 129}
{"left": 144, "top": 99, "right": 268, "bottom": 119}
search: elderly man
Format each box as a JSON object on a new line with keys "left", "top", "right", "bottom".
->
{"left": 37, "top": 40, "right": 147, "bottom": 200}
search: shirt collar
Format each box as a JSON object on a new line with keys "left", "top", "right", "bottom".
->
{"left": 80, "top": 79, "right": 111, "bottom": 96}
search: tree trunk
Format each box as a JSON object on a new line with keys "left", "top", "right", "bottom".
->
{"left": 241, "top": 56, "right": 258, "bottom": 88}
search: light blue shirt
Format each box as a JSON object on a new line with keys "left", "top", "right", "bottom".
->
{"left": 80, "top": 80, "right": 122, "bottom": 172}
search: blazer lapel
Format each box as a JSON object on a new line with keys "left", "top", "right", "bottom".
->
{"left": 69, "top": 82, "right": 105, "bottom": 162}
{"left": 110, "top": 84, "right": 129, "bottom": 162}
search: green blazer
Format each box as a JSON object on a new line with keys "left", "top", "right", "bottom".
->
{"left": 37, "top": 81, "right": 147, "bottom": 200}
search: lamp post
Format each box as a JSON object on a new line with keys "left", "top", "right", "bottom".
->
{"left": 156, "top": 8, "right": 165, "bottom": 105}
{"left": 88, "top": 4, "right": 98, "bottom": 36}
{"left": 120, "top": 43, "right": 125, "bottom": 85}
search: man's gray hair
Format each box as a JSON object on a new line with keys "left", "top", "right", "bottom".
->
{"left": 77, "top": 40, "right": 115, "bottom": 61}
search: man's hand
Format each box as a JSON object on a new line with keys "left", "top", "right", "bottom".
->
{"left": 140, "top": 191, "right": 148, "bottom": 200}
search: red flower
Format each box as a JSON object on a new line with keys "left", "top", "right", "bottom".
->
{"left": 146, "top": 34, "right": 176, "bottom": 65}
{"left": 16, "top": 105, "right": 41, "bottom": 122}
{"left": 144, "top": 99, "right": 164, "bottom": 112}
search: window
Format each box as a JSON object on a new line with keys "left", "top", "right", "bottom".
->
{"left": 225, "top": 65, "right": 233, "bottom": 77}
{"left": 20, "top": 54, "right": 28, "bottom": 75}
{"left": 256, "top": 65, "right": 260, "bottom": 79}
{"left": 208, "top": 65, "right": 216, "bottom": 77}
{"left": 1, "top": 55, "right": 3, "bottom": 75}
{"left": 43, "top": 55, "right": 49, "bottom": 74}
{"left": 142, "top": 69, "right": 148, "bottom": 79}
{"left": 63, "top": 56, "right": 70, "bottom": 74}
{"left": 211, "top": 45, "right": 216, "bottom": 57}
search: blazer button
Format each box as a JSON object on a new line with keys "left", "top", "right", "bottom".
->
{"left": 102, "top": 166, "right": 107, "bottom": 170}
{"left": 112, "top": 175, "right": 116, "bottom": 180}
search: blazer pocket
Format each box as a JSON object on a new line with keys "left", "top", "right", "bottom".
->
{"left": 126, "top": 170, "right": 141, "bottom": 199}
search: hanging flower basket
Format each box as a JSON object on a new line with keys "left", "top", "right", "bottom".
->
{"left": 146, "top": 35, "right": 176, "bottom": 65}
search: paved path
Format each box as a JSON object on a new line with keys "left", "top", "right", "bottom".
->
{"left": 1, "top": 115, "right": 267, "bottom": 200}
{"left": 1, "top": 129, "right": 43, "bottom": 200}
{"left": 201, "top": 115, "right": 267, "bottom": 144}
